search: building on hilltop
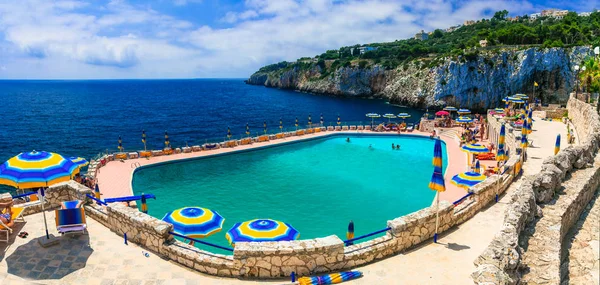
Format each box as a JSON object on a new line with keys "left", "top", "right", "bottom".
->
{"left": 579, "top": 12, "right": 591, "bottom": 17}
{"left": 541, "top": 9, "right": 569, "bottom": 19}
{"left": 350, "top": 46, "right": 378, "bottom": 55}
{"left": 415, "top": 30, "right": 429, "bottom": 41}
{"left": 530, "top": 13, "right": 541, "bottom": 20}
{"left": 445, "top": 25, "right": 461, "bottom": 33}
{"left": 464, "top": 20, "right": 475, "bottom": 26}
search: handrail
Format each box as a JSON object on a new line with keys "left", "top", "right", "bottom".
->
{"left": 86, "top": 194, "right": 108, "bottom": 206}
{"left": 12, "top": 191, "right": 37, "bottom": 199}
{"left": 169, "top": 231, "right": 234, "bottom": 252}
{"left": 343, "top": 227, "right": 391, "bottom": 246}
{"left": 452, "top": 192, "right": 474, "bottom": 207}
{"left": 131, "top": 162, "right": 141, "bottom": 168}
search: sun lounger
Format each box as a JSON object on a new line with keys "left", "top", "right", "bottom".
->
{"left": 365, "top": 125, "right": 371, "bottom": 130}
{"left": 296, "top": 130, "right": 305, "bottom": 136}
{"left": 327, "top": 126, "right": 334, "bottom": 131}
{"left": 174, "top": 148, "right": 182, "bottom": 154}
{"left": 203, "top": 143, "right": 219, "bottom": 150}
{"left": 139, "top": 151, "right": 152, "bottom": 158}
{"left": 191, "top": 145, "right": 201, "bottom": 152}
{"left": 350, "top": 125, "right": 356, "bottom": 130}
{"left": 342, "top": 126, "right": 349, "bottom": 131}
{"left": 163, "top": 148, "right": 174, "bottom": 155}
{"left": 357, "top": 125, "right": 364, "bottom": 130}
{"left": 335, "top": 126, "right": 342, "bottom": 131}
{"left": 128, "top": 152, "right": 139, "bottom": 159}
{"left": 115, "top": 153, "right": 128, "bottom": 160}
{"left": 276, "top": 133, "right": 285, "bottom": 139}
{"left": 55, "top": 207, "right": 87, "bottom": 236}
{"left": 225, "top": 140, "right": 237, "bottom": 148}
{"left": 0, "top": 207, "right": 25, "bottom": 242}
{"left": 61, "top": 200, "right": 84, "bottom": 209}
{"left": 307, "top": 128, "right": 314, "bottom": 134}
{"left": 240, "top": 138, "right": 252, "bottom": 145}
{"left": 182, "top": 146, "right": 192, "bottom": 153}
{"left": 257, "top": 135, "right": 269, "bottom": 142}
{"left": 314, "top": 128, "right": 321, "bottom": 133}
{"left": 407, "top": 123, "right": 414, "bottom": 132}
{"left": 151, "top": 150, "right": 163, "bottom": 156}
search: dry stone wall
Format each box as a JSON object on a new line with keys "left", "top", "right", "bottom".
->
{"left": 472, "top": 96, "right": 600, "bottom": 285}
{"left": 14, "top": 181, "right": 93, "bottom": 216}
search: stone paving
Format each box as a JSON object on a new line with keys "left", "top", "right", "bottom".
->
{"left": 0, "top": 120, "right": 569, "bottom": 284}
{"left": 563, "top": 188, "right": 600, "bottom": 285}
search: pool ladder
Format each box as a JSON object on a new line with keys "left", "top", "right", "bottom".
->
{"left": 131, "top": 162, "right": 141, "bottom": 169}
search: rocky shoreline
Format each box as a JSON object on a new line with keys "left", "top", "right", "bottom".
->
{"left": 247, "top": 47, "right": 593, "bottom": 110}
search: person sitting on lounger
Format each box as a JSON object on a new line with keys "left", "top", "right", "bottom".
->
{"left": 0, "top": 200, "right": 14, "bottom": 227}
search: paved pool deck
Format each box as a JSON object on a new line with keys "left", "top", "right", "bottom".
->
{"left": 0, "top": 119, "right": 569, "bottom": 284}
{"left": 96, "top": 130, "right": 469, "bottom": 205}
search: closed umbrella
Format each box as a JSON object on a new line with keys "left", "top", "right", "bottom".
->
{"left": 164, "top": 131, "right": 170, "bottom": 149}
{"left": 0, "top": 151, "right": 80, "bottom": 244}
{"left": 246, "top": 123, "right": 250, "bottom": 137}
{"left": 298, "top": 271, "right": 363, "bottom": 285}
{"left": 428, "top": 139, "right": 445, "bottom": 243}
{"left": 263, "top": 121, "right": 267, "bottom": 134}
{"left": 554, "top": 134, "right": 561, "bottom": 155}
{"left": 118, "top": 136, "right": 123, "bottom": 152}
{"left": 473, "top": 160, "right": 481, "bottom": 173}
{"left": 497, "top": 124, "right": 506, "bottom": 162}
{"left": 308, "top": 114, "right": 312, "bottom": 129}
{"left": 320, "top": 114, "right": 324, "bottom": 127}
{"left": 337, "top": 115, "right": 341, "bottom": 126}
{"left": 227, "top": 127, "right": 232, "bottom": 140}
{"left": 295, "top": 117, "right": 299, "bottom": 131}
{"left": 279, "top": 118, "right": 283, "bottom": 133}
{"left": 142, "top": 130, "right": 147, "bottom": 151}
{"left": 226, "top": 219, "right": 299, "bottom": 245}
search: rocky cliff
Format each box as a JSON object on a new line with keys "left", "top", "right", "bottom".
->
{"left": 247, "top": 47, "right": 593, "bottom": 110}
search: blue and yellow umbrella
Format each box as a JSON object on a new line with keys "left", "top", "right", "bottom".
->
{"left": 383, "top": 113, "right": 396, "bottom": 122}
{"left": 451, "top": 171, "right": 486, "bottom": 189}
{"left": 497, "top": 124, "right": 507, "bottom": 162}
{"left": 429, "top": 139, "right": 445, "bottom": 192}
{"left": 554, "top": 134, "right": 561, "bottom": 155}
{"left": 443, "top": 106, "right": 457, "bottom": 112}
{"left": 473, "top": 160, "right": 481, "bottom": 173}
{"left": 308, "top": 114, "right": 312, "bottom": 128}
{"left": 246, "top": 123, "right": 250, "bottom": 136}
{"left": 457, "top": 108, "right": 471, "bottom": 115}
{"left": 225, "top": 219, "right": 299, "bottom": 245}
{"left": 461, "top": 144, "right": 488, "bottom": 153}
{"left": 280, "top": 118, "right": 283, "bottom": 132}
{"left": 70, "top": 157, "right": 89, "bottom": 168}
{"left": 118, "top": 136, "right": 123, "bottom": 152}
{"left": 494, "top": 108, "right": 504, "bottom": 113}
{"left": 163, "top": 207, "right": 225, "bottom": 239}
{"left": 337, "top": 115, "right": 341, "bottom": 126}
{"left": 227, "top": 127, "right": 232, "bottom": 140}
{"left": 263, "top": 121, "right": 267, "bottom": 134}
{"left": 298, "top": 271, "right": 363, "bottom": 285}
{"left": 456, "top": 116, "right": 474, "bottom": 124}
{"left": 521, "top": 120, "right": 528, "bottom": 149}
{"left": 165, "top": 131, "right": 170, "bottom": 148}
{"left": 0, "top": 151, "right": 80, "bottom": 189}
{"left": 295, "top": 117, "right": 299, "bottom": 129}
{"left": 507, "top": 97, "right": 525, "bottom": 104}
{"left": 397, "top": 113, "right": 410, "bottom": 119}
{"left": 320, "top": 114, "right": 324, "bottom": 126}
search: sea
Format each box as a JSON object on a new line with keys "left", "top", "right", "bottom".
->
{"left": 0, "top": 79, "right": 423, "bottom": 193}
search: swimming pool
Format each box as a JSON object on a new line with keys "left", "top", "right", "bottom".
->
{"left": 132, "top": 134, "right": 447, "bottom": 253}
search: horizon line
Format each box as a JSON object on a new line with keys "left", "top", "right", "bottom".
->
{"left": 0, "top": 78, "right": 248, "bottom": 81}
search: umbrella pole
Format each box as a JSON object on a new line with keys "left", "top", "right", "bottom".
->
{"left": 434, "top": 193, "right": 440, "bottom": 243}
{"left": 40, "top": 188, "right": 50, "bottom": 239}
{"left": 37, "top": 187, "right": 58, "bottom": 247}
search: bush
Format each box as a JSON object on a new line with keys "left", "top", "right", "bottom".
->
{"left": 358, "top": 60, "right": 368, "bottom": 68}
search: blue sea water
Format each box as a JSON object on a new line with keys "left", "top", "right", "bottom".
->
{"left": 133, "top": 134, "right": 445, "bottom": 253}
{"left": 0, "top": 79, "right": 421, "bottom": 191}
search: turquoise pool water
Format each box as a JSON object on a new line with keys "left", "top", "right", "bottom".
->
{"left": 132, "top": 134, "right": 446, "bottom": 253}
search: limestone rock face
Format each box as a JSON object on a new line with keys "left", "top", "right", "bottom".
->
{"left": 247, "top": 47, "right": 592, "bottom": 109}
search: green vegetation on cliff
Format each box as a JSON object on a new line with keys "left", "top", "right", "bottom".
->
{"left": 255, "top": 10, "right": 600, "bottom": 76}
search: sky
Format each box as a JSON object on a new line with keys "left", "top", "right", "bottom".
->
{"left": 0, "top": 0, "right": 597, "bottom": 79}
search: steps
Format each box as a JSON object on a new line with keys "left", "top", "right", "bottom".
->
{"left": 519, "top": 153, "right": 600, "bottom": 284}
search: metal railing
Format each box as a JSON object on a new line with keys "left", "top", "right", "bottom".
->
{"left": 12, "top": 191, "right": 37, "bottom": 199}
{"left": 452, "top": 192, "right": 474, "bottom": 207}
{"left": 169, "top": 231, "right": 234, "bottom": 252}
{"left": 86, "top": 194, "right": 107, "bottom": 206}
{"left": 343, "top": 227, "right": 391, "bottom": 246}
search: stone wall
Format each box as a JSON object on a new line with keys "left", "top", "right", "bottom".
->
{"left": 14, "top": 181, "right": 93, "bottom": 216}
{"left": 472, "top": 96, "right": 600, "bottom": 284}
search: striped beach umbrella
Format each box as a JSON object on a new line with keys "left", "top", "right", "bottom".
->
{"left": 163, "top": 207, "right": 225, "bottom": 239}
{"left": 507, "top": 97, "right": 525, "bottom": 104}
{"left": 70, "top": 157, "right": 89, "bottom": 168}
{"left": 142, "top": 130, "right": 147, "bottom": 151}
{"left": 118, "top": 136, "right": 123, "bottom": 152}
{"left": 456, "top": 116, "right": 474, "bottom": 124}
{"left": 0, "top": 151, "right": 80, "bottom": 189}
{"left": 298, "top": 271, "right": 363, "bottom": 285}
{"left": 457, "top": 109, "right": 471, "bottom": 115}
{"left": 337, "top": 115, "right": 341, "bottom": 126}
{"left": 263, "top": 121, "right": 267, "bottom": 134}
{"left": 226, "top": 219, "right": 299, "bottom": 245}
{"left": 164, "top": 131, "right": 170, "bottom": 148}
{"left": 246, "top": 123, "right": 250, "bottom": 137}
{"left": 494, "top": 108, "right": 504, "bottom": 113}
{"left": 0, "top": 150, "right": 80, "bottom": 240}
{"left": 497, "top": 124, "right": 507, "bottom": 162}
{"left": 383, "top": 113, "right": 397, "bottom": 122}
{"left": 397, "top": 113, "right": 411, "bottom": 119}
{"left": 555, "top": 134, "right": 561, "bottom": 155}
{"left": 443, "top": 106, "right": 457, "bottom": 112}
{"left": 461, "top": 144, "right": 489, "bottom": 154}
{"left": 429, "top": 139, "right": 445, "bottom": 243}
{"left": 366, "top": 113, "right": 381, "bottom": 126}
{"left": 451, "top": 171, "right": 486, "bottom": 189}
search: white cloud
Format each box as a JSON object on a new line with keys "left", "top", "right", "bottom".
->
{"left": 0, "top": 0, "right": 567, "bottom": 79}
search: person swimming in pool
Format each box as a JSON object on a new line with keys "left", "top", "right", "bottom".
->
{"left": 369, "top": 144, "right": 373, "bottom": 150}
{"left": 392, "top": 143, "right": 395, "bottom": 149}
{"left": 396, "top": 144, "right": 400, "bottom": 150}
{"left": 346, "top": 137, "right": 350, "bottom": 142}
